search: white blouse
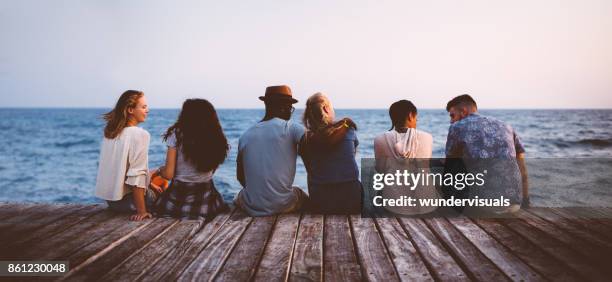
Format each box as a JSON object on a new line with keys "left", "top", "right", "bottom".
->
{"left": 95, "top": 126, "right": 150, "bottom": 201}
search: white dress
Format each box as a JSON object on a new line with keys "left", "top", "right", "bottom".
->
{"left": 95, "top": 126, "right": 150, "bottom": 201}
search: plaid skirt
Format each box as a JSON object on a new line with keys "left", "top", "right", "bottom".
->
{"left": 155, "top": 180, "right": 228, "bottom": 220}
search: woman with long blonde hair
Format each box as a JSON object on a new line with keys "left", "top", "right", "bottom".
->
{"left": 301, "top": 93, "right": 362, "bottom": 214}
{"left": 95, "top": 90, "right": 157, "bottom": 221}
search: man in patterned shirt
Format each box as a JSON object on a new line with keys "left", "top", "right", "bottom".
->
{"left": 445, "top": 94, "right": 529, "bottom": 211}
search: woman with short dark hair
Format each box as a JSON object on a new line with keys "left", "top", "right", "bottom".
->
{"left": 374, "top": 100, "right": 440, "bottom": 215}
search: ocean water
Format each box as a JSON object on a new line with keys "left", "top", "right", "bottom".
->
{"left": 1, "top": 108, "right": 611, "bottom": 204}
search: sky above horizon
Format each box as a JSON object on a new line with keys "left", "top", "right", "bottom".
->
{"left": 1, "top": 0, "right": 611, "bottom": 109}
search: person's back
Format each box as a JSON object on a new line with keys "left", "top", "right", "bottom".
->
{"left": 154, "top": 99, "right": 229, "bottom": 220}
{"left": 445, "top": 94, "right": 528, "bottom": 211}
{"left": 446, "top": 113, "right": 522, "bottom": 159}
{"left": 373, "top": 100, "right": 440, "bottom": 215}
{"left": 301, "top": 93, "right": 362, "bottom": 214}
{"left": 235, "top": 85, "right": 306, "bottom": 216}
{"left": 305, "top": 127, "right": 359, "bottom": 184}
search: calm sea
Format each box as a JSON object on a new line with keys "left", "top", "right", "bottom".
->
{"left": 1, "top": 108, "right": 611, "bottom": 204}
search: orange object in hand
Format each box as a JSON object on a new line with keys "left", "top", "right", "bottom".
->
{"left": 151, "top": 171, "right": 169, "bottom": 190}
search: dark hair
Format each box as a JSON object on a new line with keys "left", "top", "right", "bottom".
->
{"left": 262, "top": 100, "right": 293, "bottom": 121}
{"left": 446, "top": 94, "right": 477, "bottom": 111}
{"left": 389, "top": 100, "right": 417, "bottom": 130}
{"left": 163, "top": 99, "right": 229, "bottom": 172}
{"left": 103, "top": 90, "right": 144, "bottom": 139}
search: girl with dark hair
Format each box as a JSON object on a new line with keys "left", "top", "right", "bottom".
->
{"left": 301, "top": 93, "right": 362, "bottom": 214}
{"left": 373, "top": 100, "right": 440, "bottom": 215}
{"left": 95, "top": 90, "right": 157, "bottom": 221}
{"left": 154, "top": 99, "right": 229, "bottom": 220}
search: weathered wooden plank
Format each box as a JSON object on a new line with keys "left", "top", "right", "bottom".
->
{"left": 142, "top": 211, "right": 234, "bottom": 281}
{"left": 63, "top": 220, "right": 152, "bottom": 266}
{"left": 178, "top": 210, "right": 252, "bottom": 280}
{"left": 516, "top": 210, "right": 611, "bottom": 270}
{"left": 350, "top": 216, "right": 399, "bottom": 281}
{"left": 398, "top": 218, "right": 468, "bottom": 281}
{"left": 214, "top": 216, "right": 276, "bottom": 281}
{"left": 0, "top": 203, "right": 38, "bottom": 221}
{"left": 500, "top": 216, "right": 608, "bottom": 281}
{"left": 424, "top": 217, "right": 509, "bottom": 281}
{"left": 473, "top": 218, "right": 583, "bottom": 281}
{"left": 324, "top": 215, "right": 362, "bottom": 282}
{"left": 565, "top": 207, "right": 612, "bottom": 229}
{"left": 288, "top": 214, "right": 323, "bottom": 282}
{"left": 9, "top": 205, "right": 105, "bottom": 248}
{"left": 374, "top": 217, "right": 432, "bottom": 281}
{"left": 550, "top": 208, "right": 612, "bottom": 241}
{"left": 600, "top": 207, "right": 612, "bottom": 217}
{"left": 58, "top": 218, "right": 177, "bottom": 282}
{"left": 100, "top": 220, "right": 202, "bottom": 281}
{"left": 65, "top": 218, "right": 158, "bottom": 269}
{"left": 446, "top": 216, "right": 541, "bottom": 281}
{"left": 527, "top": 208, "right": 612, "bottom": 251}
{"left": 14, "top": 210, "right": 131, "bottom": 260}
{"left": 0, "top": 204, "right": 91, "bottom": 246}
{"left": 0, "top": 203, "right": 66, "bottom": 228}
{"left": 253, "top": 213, "right": 301, "bottom": 282}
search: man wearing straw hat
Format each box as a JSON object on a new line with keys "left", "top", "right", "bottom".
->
{"left": 234, "top": 85, "right": 308, "bottom": 216}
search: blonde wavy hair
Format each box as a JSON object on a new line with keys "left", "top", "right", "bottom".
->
{"left": 302, "top": 92, "right": 332, "bottom": 131}
{"left": 102, "top": 90, "right": 144, "bottom": 139}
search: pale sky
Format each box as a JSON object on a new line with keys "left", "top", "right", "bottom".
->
{"left": 1, "top": 0, "right": 611, "bottom": 109}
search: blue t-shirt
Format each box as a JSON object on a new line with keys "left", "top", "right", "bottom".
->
{"left": 304, "top": 128, "right": 360, "bottom": 184}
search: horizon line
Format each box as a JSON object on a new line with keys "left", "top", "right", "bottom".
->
{"left": 1, "top": 106, "right": 612, "bottom": 110}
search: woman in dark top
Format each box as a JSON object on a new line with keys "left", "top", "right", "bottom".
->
{"left": 301, "top": 92, "right": 362, "bottom": 214}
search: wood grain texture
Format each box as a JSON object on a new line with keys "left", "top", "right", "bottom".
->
{"left": 446, "top": 216, "right": 542, "bottom": 281}
{"left": 178, "top": 210, "right": 252, "bottom": 281}
{"left": 0, "top": 203, "right": 67, "bottom": 232}
{"left": 288, "top": 214, "right": 323, "bottom": 282}
{"left": 12, "top": 205, "right": 104, "bottom": 246}
{"left": 550, "top": 207, "right": 612, "bottom": 241}
{"left": 253, "top": 213, "right": 301, "bottom": 282}
{"left": 500, "top": 216, "right": 609, "bottom": 281}
{"left": 214, "top": 216, "right": 276, "bottom": 281}
{"left": 350, "top": 216, "right": 399, "bottom": 281}
{"left": 0, "top": 204, "right": 101, "bottom": 256}
{"left": 398, "top": 218, "right": 468, "bottom": 281}
{"left": 324, "top": 215, "right": 362, "bottom": 282}
{"left": 142, "top": 211, "right": 234, "bottom": 281}
{"left": 59, "top": 218, "right": 177, "bottom": 282}
{"left": 473, "top": 217, "right": 583, "bottom": 281}
{"left": 0, "top": 205, "right": 611, "bottom": 281}
{"left": 101, "top": 220, "right": 202, "bottom": 281}
{"left": 566, "top": 207, "right": 612, "bottom": 229}
{"left": 11, "top": 210, "right": 121, "bottom": 260}
{"left": 424, "top": 217, "right": 509, "bottom": 281}
{"left": 527, "top": 208, "right": 612, "bottom": 251}
{"left": 0, "top": 202, "right": 38, "bottom": 221}
{"left": 516, "top": 210, "right": 611, "bottom": 271}
{"left": 375, "top": 217, "right": 432, "bottom": 281}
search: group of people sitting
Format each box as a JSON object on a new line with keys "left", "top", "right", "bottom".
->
{"left": 95, "top": 85, "right": 528, "bottom": 221}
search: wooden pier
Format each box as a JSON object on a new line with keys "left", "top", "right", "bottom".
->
{"left": 1, "top": 203, "right": 611, "bottom": 281}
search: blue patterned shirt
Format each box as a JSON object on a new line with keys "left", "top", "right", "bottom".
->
{"left": 446, "top": 113, "right": 525, "bottom": 159}
{"left": 445, "top": 113, "right": 525, "bottom": 204}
